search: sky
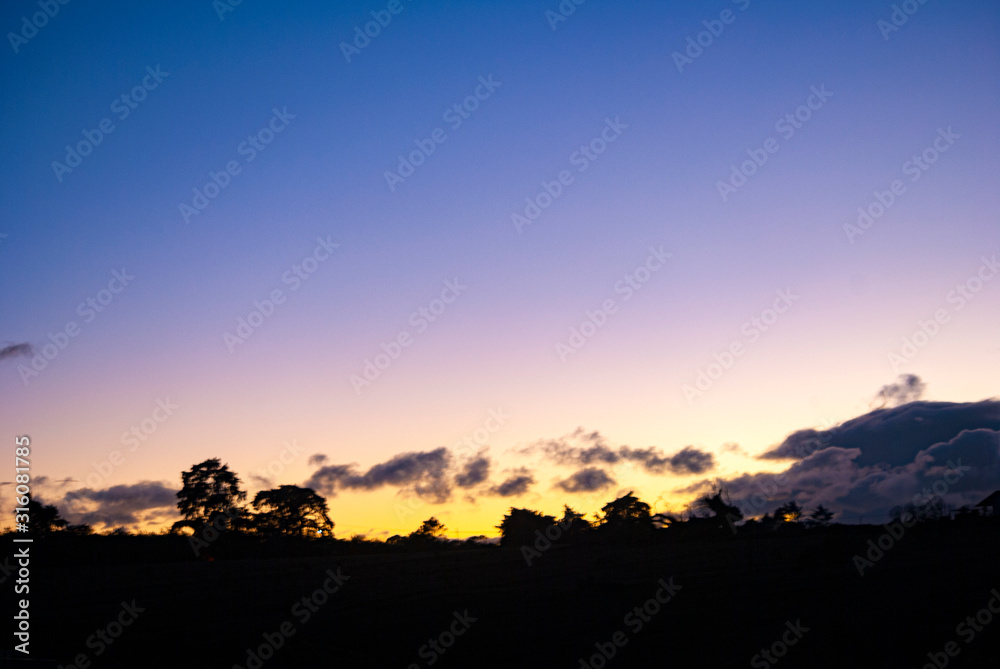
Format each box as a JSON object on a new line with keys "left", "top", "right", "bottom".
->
{"left": 1, "top": 0, "right": 998, "bottom": 537}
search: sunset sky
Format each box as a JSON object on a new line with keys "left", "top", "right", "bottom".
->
{"left": 1, "top": 0, "right": 998, "bottom": 536}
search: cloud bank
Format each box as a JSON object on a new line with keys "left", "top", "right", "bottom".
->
{"left": 694, "top": 400, "right": 1000, "bottom": 522}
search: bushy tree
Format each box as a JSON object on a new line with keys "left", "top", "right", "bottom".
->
{"left": 172, "top": 458, "right": 247, "bottom": 534}
{"left": 497, "top": 508, "right": 556, "bottom": 548}
{"left": 599, "top": 492, "right": 652, "bottom": 528}
{"left": 251, "top": 485, "right": 334, "bottom": 537}
{"left": 411, "top": 517, "right": 446, "bottom": 539}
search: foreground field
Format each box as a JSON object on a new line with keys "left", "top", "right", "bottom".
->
{"left": 11, "top": 522, "right": 1000, "bottom": 668}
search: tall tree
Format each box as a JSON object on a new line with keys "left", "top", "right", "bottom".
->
{"left": 172, "top": 458, "right": 246, "bottom": 533}
{"left": 251, "top": 485, "right": 334, "bottom": 537}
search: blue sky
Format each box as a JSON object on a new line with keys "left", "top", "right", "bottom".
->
{"left": 1, "top": 0, "right": 998, "bottom": 534}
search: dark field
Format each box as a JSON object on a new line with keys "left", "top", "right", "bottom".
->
{"left": 10, "top": 522, "right": 1000, "bottom": 668}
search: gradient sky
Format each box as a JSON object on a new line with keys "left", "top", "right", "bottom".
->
{"left": 1, "top": 0, "right": 998, "bottom": 536}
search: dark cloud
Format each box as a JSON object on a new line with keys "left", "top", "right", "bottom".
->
{"left": 875, "top": 374, "right": 926, "bottom": 408}
{"left": 701, "top": 402, "right": 1000, "bottom": 523}
{"left": 488, "top": 469, "right": 534, "bottom": 497}
{"left": 556, "top": 467, "right": 616, "bottom": 493}
{"left": 666, "top": 447, "right": 715, "bottom": 475}
{"left": 0, "top": 343, "right": 32, "bottom": 362}
{"left": 455, "top": 455, "right": 490, "bottom": 488}
{"left": 528, "top": 428, "right": 715, "bottom": 475}
{"left": 759, "top": 400, "right": 1000, "bottom": 467}
{"left": 61, "top": 481, "right": 177, "bottom": 528}
{"left": 308, "top": 453, "right": 328, "bottom": 467}
{"left": 306, "top": 448, "right": 453, "bottom": 502}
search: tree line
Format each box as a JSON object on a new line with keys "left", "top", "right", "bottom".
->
{"left": 12, "top": 458, "right": 991, "bottom": 547}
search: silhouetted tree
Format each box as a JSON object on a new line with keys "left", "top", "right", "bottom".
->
{"left": 600, "top": 492, "right": 652, "bottom": 528}
{"left": 497, "top": 508, "right": 556, "bottom": 548}
{"left": 681, "top": 488, "right": 743, "bottom": 534}
{"left": 807, "top": 505, "right": 834, "bottom": 527}
{"left": 411, "top": 517, "right": 446, "bottom": 539}
{"left": 559, "top": 505, "right": 591, "bottom": 536}
{"left": 27, "top": 501, "right": 67, "bottom": 536}
{"left": 171, "top": 458, "right": 247, "bottom": 534}
{"left": 774, "top": 501, "right": 803, "bottom": 524}
{"left": 251, "top": 485, "right": 334, "bottom": 537}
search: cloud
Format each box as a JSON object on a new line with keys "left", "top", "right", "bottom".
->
{"left": 759, "top": 400, "right": 1000, "bottom": 467}
{"left": 455, "top": 455, "right": 490, "bottom": 488}
{"left": 308, "top": 453, "right": 328, "bottom": 467}
{"left": 556, "top": 467, "right": 616, "bottom": 493}
{"left": 701, "top": 400, "right": 1000, "bottom": 522}
{"left": 250, "top": 473, "right": 273, "bottom": 488}
{"left": 666, "top": 447, "right": 716, "bottom": 475}
{"left": 875, "top": 374, "right": 926, "bottom": 407}
{"left": 0, "top": 343, "right": 32, "bottom": 362}
{"left": 61, "top": 481, "right": 177, "bottom": 528}
{"left": 528, "top": 428, "right": 715, "bottom": 475}
{"left": 488, "top": 469, "right": 534, "bottom": 497}
{"left": 305, "top": 448, "right": 453, "bottom": 502}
